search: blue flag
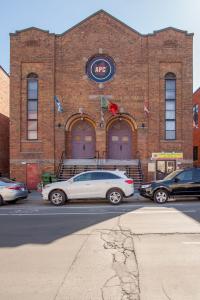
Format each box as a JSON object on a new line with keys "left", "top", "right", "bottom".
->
{"left": 54, "top": 96, "right": 64, "bottom": 113}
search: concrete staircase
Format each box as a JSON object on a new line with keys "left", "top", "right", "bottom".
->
{"left": 57, "top": 159, "right": 143, "bottom": 190}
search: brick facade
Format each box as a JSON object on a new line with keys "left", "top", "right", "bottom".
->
{"left": 10, "top": 10, "right": 193, "bottom": 186}
{"left": 0, "top": 66, "right": 9, "bottom": 176}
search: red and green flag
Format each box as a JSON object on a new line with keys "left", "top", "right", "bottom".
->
{"left": 100, "top": 96, "right": 119, "bottom": 115}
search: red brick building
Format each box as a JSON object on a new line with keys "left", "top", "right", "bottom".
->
{"left": 0, "top": 66, "right": 9, "bottom": 176}
{"left": 10, "top": 10, "right": 193, "bottom": 188}
{"left": 193, "top": 88, "right": 200, "bottom": 166}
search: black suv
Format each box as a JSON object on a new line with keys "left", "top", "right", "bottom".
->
{"left": 139, "top": 168, "right": 200, "bottom": 204}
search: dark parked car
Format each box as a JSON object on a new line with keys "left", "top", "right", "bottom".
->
{"left": 139, "top": 168, "right": 200, "bottom": 204}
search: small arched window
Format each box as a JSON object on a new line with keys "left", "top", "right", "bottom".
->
{"left": 27, "top": 73, "right": 38, "bottom": 140}
{"left": 165, "top": 72, "right": 176, "bottom": 140}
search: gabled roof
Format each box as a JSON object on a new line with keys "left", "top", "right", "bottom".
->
{"left": 10, "top": 10, "right": 193, "bottom": 37}
{"left": 10, "top": 27, "right": 54, "bottom": 36}
{"left": 193, "top": 87, "right": 200, "bottom": 95}
{"left": 57, "top": 9, "right": 142, "bottom": 36}
{"left": 151, "top": 26, "right": 193, "bottom": 37}
{"left": 0, "top": 66, "right": 9, "bottom": 77}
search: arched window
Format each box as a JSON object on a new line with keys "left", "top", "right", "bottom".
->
{"left": 165, "top": 72, "right": 176, "bottom": 140}
{"left": 27, "top": 73, "right": 38, "bottom": 140}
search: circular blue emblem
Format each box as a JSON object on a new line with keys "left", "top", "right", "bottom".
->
{"left": 86, "top": 56, "right": 115, "bottom": 83}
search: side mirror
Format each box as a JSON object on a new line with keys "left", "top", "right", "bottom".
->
{"left": 68, "top": 178, "right": 73, "bottom": 184}
{"left": 174, "top": 177, "right": 179, "bottom": 183}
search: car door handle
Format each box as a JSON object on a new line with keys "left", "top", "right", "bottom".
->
{"left": 85, "top": 183, "right": 91, "bottom": 185}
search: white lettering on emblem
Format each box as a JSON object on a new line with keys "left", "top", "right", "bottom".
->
{"left": 95, "top": 66, "right": 106, "bottom": 73}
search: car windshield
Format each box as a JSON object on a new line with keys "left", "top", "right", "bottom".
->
{"left": 0, "top": 177, "right": 15, "bottom": 183}
{"left": 163, "top": 170, "right": 182, "bottom": 180}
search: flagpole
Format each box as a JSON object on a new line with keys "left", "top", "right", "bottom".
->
{"left": 100, "top": 95, "right": 105, "bottom": 128}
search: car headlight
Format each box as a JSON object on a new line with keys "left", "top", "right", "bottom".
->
{"left": 141, "top": 184, "right": 151, "bottom": 189}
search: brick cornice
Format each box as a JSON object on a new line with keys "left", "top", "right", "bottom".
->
{"left": 10, "top": 27, "right": 55, "bottom": 36}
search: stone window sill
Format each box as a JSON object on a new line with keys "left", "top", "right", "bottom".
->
{"left": 160, "top": 140, "right": 182, "bottom": 143}
{"left": 21, "top": 139, "right": 42, "bottom": 143}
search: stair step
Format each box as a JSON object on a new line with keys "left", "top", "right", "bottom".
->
{"left": 58, "top": 162, "right": 144, "bottom": 185}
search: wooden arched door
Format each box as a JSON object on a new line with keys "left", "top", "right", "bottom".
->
{"left": 71, "top": 120, "right": 95, "bottom": 159}
{"left": 108, "top": 120, "right": 132, "bottom": 159}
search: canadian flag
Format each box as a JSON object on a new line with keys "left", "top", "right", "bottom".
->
{"left": 144, "top": 101, "right": 150, "bottom": 115}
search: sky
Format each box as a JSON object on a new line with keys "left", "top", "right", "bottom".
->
{"left": 1, "top": 0, "right": 200, "bottom": 91}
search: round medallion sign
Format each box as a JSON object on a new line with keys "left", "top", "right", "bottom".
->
{"left": 86, "top": 56, "right": 115, "bottom": 83}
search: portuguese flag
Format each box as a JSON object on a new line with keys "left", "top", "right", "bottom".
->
{"left": 100, "top": 96, "right": 119, "bottom": 115}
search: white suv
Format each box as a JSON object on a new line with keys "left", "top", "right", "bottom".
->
{"left": 42, "top": 170, "right": 134, "bottom": 206}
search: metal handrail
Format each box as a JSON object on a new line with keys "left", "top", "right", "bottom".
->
{"left": 95, "top": 150, "right": 100, "bottom": 168}
{"left": 102, "top": 150, "right": 106, "bottom": 159}
{"left": 138, "top": 158, "right": 144, "bottom": 182}
{"left": 95, "top": 150, "right": 100, "bottom": 159}
{"left": 56, "top": 151, "right": 66, "bottom": 178}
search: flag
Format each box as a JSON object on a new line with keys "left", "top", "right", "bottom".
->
{"left": 193, "top": 104, "right": 198, "bottom": 128}
{"left": 54, "top": 96, "right": 64, "bottom": 113}
{"left": 144, "top": 101, "right": 150, "bottom": 115}
{"left": 100, "top": 96, "right": 109, "bottom": 110}
{"left": 100, "top": 96, "right": 119, "bottom": 115}
{"left": 108, "top": 102, "right": 119, "bottom": 115}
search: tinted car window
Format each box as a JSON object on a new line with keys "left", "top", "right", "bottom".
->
{"left": 0, "top": 181, "right": 7, "bottom": 186}
{"left": 74, "top": 173, "right": 93, "bottom": 182}
{"left": 176, "top": 170, "right": 193, "bottom": 181}
{"left": 0, "top": 178, "right": 14, "bottom": 183}
{"left": 193, "top": 169, "right": 200, "bottom": 181}
{"left": 164, "top": 170, "right": 182, "bottom": 180}
{"left": 90, "top": 172, "right": 121, "bottom": 180}
{"left": 104, "top": 173, "right": 121, "bottom": 179}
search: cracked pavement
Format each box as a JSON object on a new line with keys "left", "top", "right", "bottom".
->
{"left": 100, "top": 218, "right": 140, "bottom": 300}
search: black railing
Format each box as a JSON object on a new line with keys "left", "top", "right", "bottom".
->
{"left": 138, "top": 158, "right": 144, "bottom": 182}
{"left": 56, "top": 151, "right": 66, "bottom": 178}
{"left": 95, "top": 150, "right": 100, "bottom": 159}
{"left": 95, "top": 150, "right": 100, "bottom": 168}
{"left": 102, "top": 150, "right": 107, "bottom": 159}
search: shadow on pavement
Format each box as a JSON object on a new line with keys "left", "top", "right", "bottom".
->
{"left": 0, "top": 191, "right": 199, "bottom": 247}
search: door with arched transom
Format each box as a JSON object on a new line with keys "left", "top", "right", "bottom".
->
{"left": 71, "top": 120, "right": 96, "bottom": 159}
{"left": 108, "top": 120, "right": 132, "bottom": 159}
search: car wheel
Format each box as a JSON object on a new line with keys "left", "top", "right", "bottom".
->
{"left": 107, "top": 189, "right": 123, "bottom": 205}
{"left": 0, "top": 195, "right": 4, "bottom": 206}
{"left": 154, "top": 189, "right": 168, "bottom": 204}
{"left": 49, "top": 190, "right": 66, "bottom": 206}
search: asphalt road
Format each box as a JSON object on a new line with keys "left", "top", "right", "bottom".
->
{"left": 0, "top": 192, "right": 200, "bottom": 299}
{"left": 0, "top": 192, "right": 200, "bottom": 247}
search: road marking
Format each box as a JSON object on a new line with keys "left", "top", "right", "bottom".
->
{"left": 1, "top": 202, "right": 200, "bottom": 210}
{"left": 0, "top": 209, "right": 196, "bottom": 216}
{"left": 0, "top": 212, "right": 124, "bottom": 216}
